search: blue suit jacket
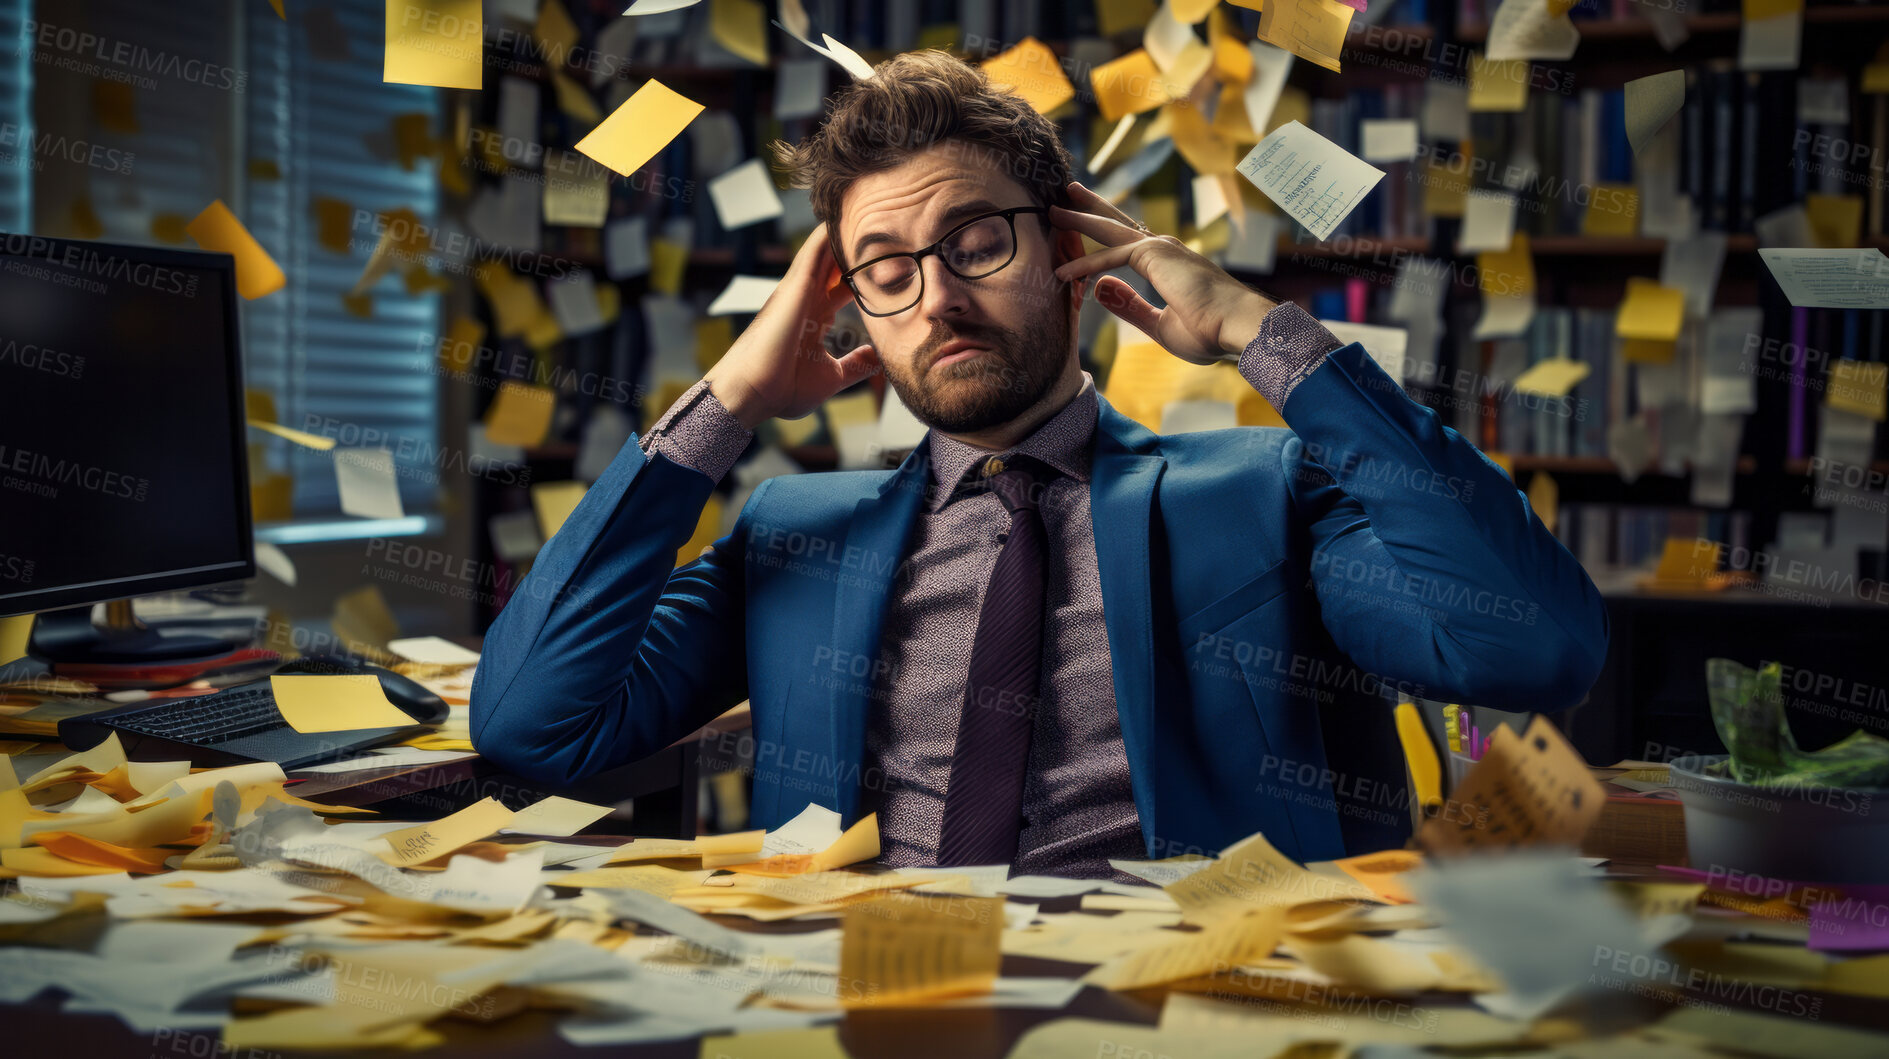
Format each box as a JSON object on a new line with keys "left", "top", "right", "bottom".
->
{"left": 471, "top": 343, "right": 1610, "bottom": 862}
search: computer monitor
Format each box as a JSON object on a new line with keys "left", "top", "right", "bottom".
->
{"left": 0, "top": 236, "right": 254, "bottom": 661}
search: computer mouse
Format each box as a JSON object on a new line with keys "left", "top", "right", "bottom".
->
{"left": 274, "top": 654, "right": 451, "bottom": 725}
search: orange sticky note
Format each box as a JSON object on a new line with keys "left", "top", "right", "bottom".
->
{"left": 677, "top": 496, "right": 723, "bottom": 567}
{"left": 981, "top": 36, "right": 1074, "bottom": 117}
{"left": 484, "top": 381, "right": 557, "bottom": 447}
{"left": 575, "top": 80, "right": 705, "bottom": 177}
{"left": 384, "top": 0, "right": 483, "bottom": 90}
{"left": 1091, "top": 49, "right": 1170, "bottom": 122}
{"left": 1096, "top": 0, "right": 1158, "bottom": 37}
{"left": 267, "top": 0, "right": 285, "bottom": 17}
{"left": 186, "top": 200, "right": 285, "bottom": 300}
{"left": 1334, "top": 849, "right": 1424, "bottom": 904}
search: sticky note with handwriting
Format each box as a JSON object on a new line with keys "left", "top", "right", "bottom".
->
{"left": 1418, "top": 715, "right": 1605, "bottom": 855}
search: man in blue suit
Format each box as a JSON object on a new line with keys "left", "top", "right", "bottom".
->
{"left": 471, "top": 52, "right": 1608, "bottom": 876}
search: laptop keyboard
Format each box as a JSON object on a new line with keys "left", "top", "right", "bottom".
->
{"left": 109, "top": 684, "right": 285, "bottom": 745}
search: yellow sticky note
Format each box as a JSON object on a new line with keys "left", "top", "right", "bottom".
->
{"left": 551, "top": 71, "right": 602, "bottom": 123}
{"left": 916, "top": 24, "right": 960, "bottom": 53}
{"left": 575, "top": 80, "right": 705, "bottom": 177}
{"left": 92, "top": 80, "right": 138, "bottom": 134}
{"left": 1582, "top": 183, "right": 1640, "bottom": 236}
{"left": 484, "top": 381, "right": 558, "bottom": 448}
{"left": 1652, "top": 537, "right": 1716, "bottom": 582}
{"left": 839, "top": 893, "right": 1004, "bottom": 1007}
{"left": 677, "top": 496, "right": 723, "bottom": 567}
{"left": 340, "top": 291, "right": 374, "bottom": 318}
{"left": 822, "top": 389, "right": 879, "bottom": 432}
{"left": 695, "top": 316, "right": 734, "bottom": 372}
{"left": 1085, "top": 907, "right": 1285, "bottom": 990}
{"left": 1421, "top": 155, "right": 1471, "bottom": 218}
{"left": 1097, "top": 0, "right": 1158, "bottom": 36}
{"left": 1616, "top": 280, "right": 1685, "bottom": 342}
{"left": 268, "top": 0, "right": 285, "bottom": 17}
{"left": 1091, "top": 49, "right": 1170, "bottom": 123}
{"left": 509, "top": 796, "right": 615, "bottom": 837}
{"left": 1257, "top": 0, "right": 1353, "bottom": 74}
{"left": 268, "top": 674, "right": 416, "bottom": 734}
{"left": 543, "top": 152, "right": 609, "bottom": 226}
{"left": 649, "top": 239, "right": 689, "bottom": 296}
{"left": 1622, "top": 337, "right": 1676, "bottom": 364}
{"left": 149, "top": 213, "right": 190, "bottom": 245}
{"left": 475, "top": 263, "right": 549, "bottom": 338}
{"left": 532, "top": 480, "right": 589, "bottom": 539}
{"left": 1512, "top": 357, "right": 1592, "bottom": 397}
{"left": 1477, "top": 233, "right": 1535, "bottom": 298}
{"left": 186, "top": 200, "right": 286, "bottom": 300}
{"left": 524, "top": 310, "right": 564, "bottom": 353}
{"left": 313, "top": 197, "right": 354, "bottom": 254}
{"left": 248, "top": 419, "right": 338, "bottom": 450}
{"left": 711, "top": 0, "right": 770, "bottom": 66}
{"left": 333, "top": 585, "right": 400, "bottom": 653}
{"left": 1210, "top": 11, "right": 1253, "bottom": 85}
{"left": 384, "top": 0, "right": 483, "bottom": 90}
{"left": 1165, "top": 830, "right": 1373, "bottom": 925}
{"left": 1828, "top": 359, "right": 1888, "bottom": 422}
{"left": 1807, "top": 193, "right": 1864, "bottom": 248}
{"left": 1163, "top": 102, "right": 1236, "bottom": 177}
{"left": 1744, "top": 0, "right": 1804, "bottom": 19}
{"left": 535, "top": 0, "right": 579, "bottom": 54}
{"left": 376, "top": 798, "right": 516, "bottom": 866}
{"left": 1468, "top": 53, "right": 1530, "bottom": 112}
{"left": 1528, "top": 470, "right": 1559, "bottom": 534}
{"left": 697, "top": 1027, "right": 847, "bottom": 1059}
{"left": 0, "top": 614, "right": 31, "bottom": 667}
{"left": 981, "top": 36, "right": 1074, "bottom": 117}
{"left": 1418, "top": 715, "right": 1607, "bottom": 855}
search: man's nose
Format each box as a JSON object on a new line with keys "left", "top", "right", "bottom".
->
{"left": 916, "top": 255, "right": 971, "bottom": 318}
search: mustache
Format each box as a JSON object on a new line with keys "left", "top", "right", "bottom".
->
{"left": 913, "top": 321, "right": 1015, "bottom": 373}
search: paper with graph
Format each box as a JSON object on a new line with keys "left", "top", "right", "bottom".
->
{"left": 1236, "top": 120, "right": 1386, "bottom": 242}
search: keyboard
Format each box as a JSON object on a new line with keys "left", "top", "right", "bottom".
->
{"left": 106, "top": 683, "right": 284, "bottom": 745}
{"left": 57, "top": 655, "right": 442, "bottom": 769}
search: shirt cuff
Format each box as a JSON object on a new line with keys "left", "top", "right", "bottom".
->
{"left": 1237, "top": 302, "right": 1345, "bottom": 412}
{"left": 638, "top": 379, "right": 752, "bottom": 482}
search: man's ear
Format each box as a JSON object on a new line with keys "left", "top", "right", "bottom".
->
{"left": 1053, "top": 226, "right": 1085, "bottom": 268}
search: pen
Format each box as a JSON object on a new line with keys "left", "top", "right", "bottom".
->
{"left": 1469, "top": 722, "right": 1482, "bottom": 761}
{"left": 1445, "top": 705, "right": 1462, "bottom": 754}
{"left": 1394, "top": 701, "right": 1443, "bottom": 815}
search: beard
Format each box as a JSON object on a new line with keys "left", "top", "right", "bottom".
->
{"left": 880, "top": 297, "right": 1072, "bottom": 434}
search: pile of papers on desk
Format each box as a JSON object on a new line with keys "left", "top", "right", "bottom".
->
{"left": 4, "top": 725, "right": 1889, "bottom": 1056}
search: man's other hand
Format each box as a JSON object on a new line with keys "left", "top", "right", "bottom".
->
{"left": 702, "top": 222, "right": 883, "bottom": 430}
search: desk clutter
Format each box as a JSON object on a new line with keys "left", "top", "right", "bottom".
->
{"left": 4, "top": 710, "right": 1889, "bottom": 1056}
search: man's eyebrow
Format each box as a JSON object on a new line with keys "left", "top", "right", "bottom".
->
{"left": 849, "top": 199, "right": 1005, "bottom": 262}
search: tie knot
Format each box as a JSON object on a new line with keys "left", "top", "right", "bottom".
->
{"left": 978, "top": 455, "right": 1042, "bottom": 514}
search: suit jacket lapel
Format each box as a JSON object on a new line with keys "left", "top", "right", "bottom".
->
{"left": 823, "top": 446, "right": 929, "bottom": 822}
{"left": 1090, "top": 399, "right": 1166, "bottom": 842}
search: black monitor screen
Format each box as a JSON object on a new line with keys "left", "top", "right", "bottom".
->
{"left": 0, "top": 237, "right": 251, "bottom": 615}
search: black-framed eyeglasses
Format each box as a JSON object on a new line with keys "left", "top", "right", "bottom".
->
{"left": 841, "top": 206, "right": 1049, "bottom": 318}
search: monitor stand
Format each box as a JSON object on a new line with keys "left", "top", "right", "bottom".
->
{"left": 29, "top": 601, "right": 254, "bottom": 665}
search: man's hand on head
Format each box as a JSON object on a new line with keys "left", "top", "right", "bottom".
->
{"left": 1049, "top": 181, "right": 1278, "bottom": 366}
{"left": 702, "top": 221, "right": 882, "bottom": 431}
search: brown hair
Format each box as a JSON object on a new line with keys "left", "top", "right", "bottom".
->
{"left": 768, "top": 50, "right": 1074, "bottom": 267}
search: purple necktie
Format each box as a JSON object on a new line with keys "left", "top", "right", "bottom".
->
{"left": 936, "top": 455, "right": 1048, "bottom": 867}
